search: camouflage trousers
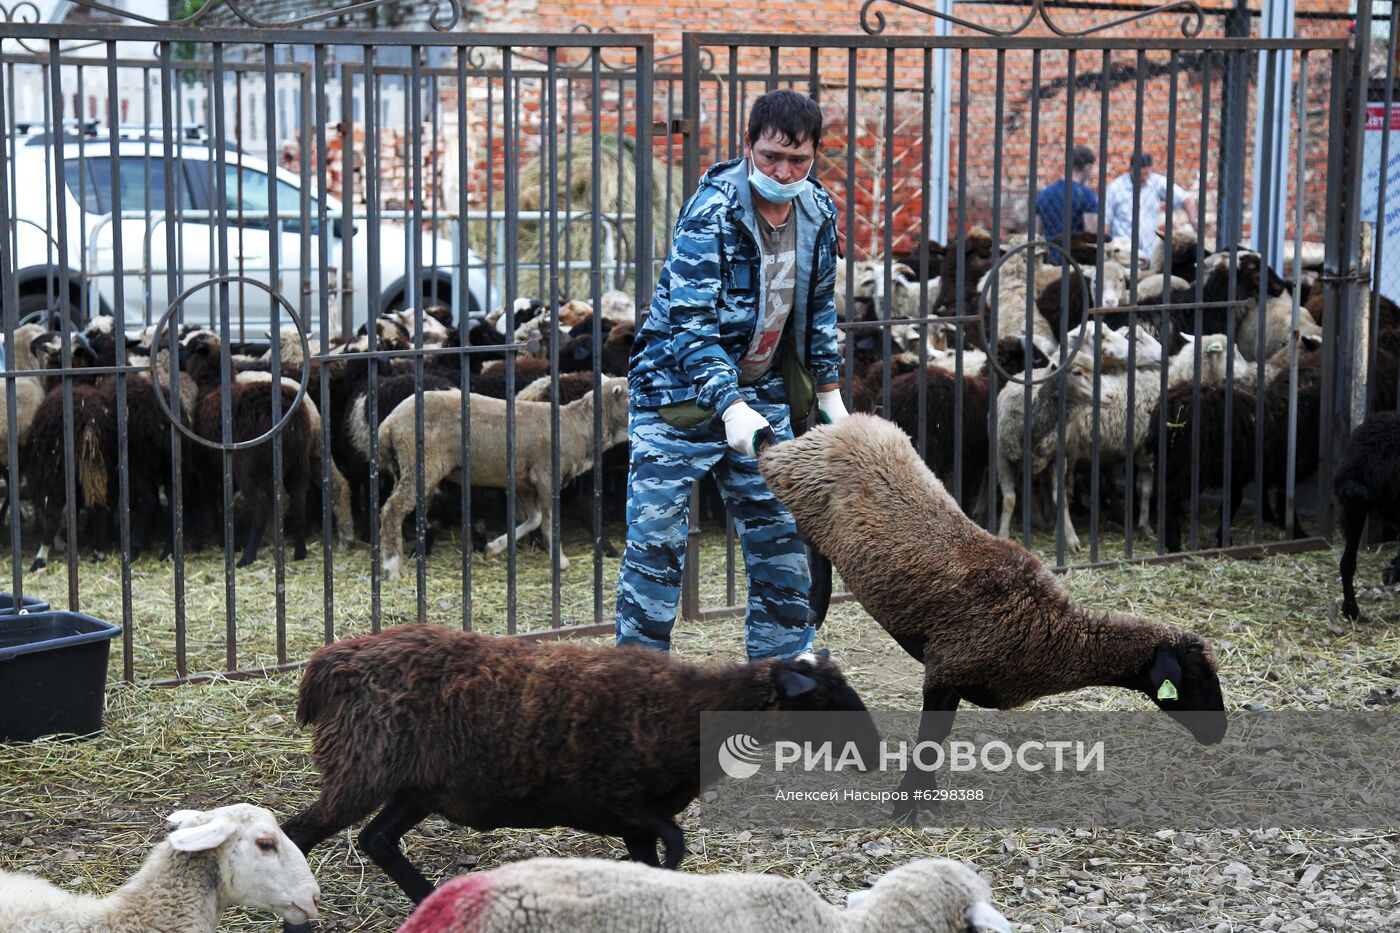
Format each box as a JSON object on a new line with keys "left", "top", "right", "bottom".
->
{"left": 615, "top": 373, "right": 815, "bottom": 660}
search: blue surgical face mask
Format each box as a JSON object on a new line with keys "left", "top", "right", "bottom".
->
{"left": 748, "top": 157, "right": 810, "bottom": 205}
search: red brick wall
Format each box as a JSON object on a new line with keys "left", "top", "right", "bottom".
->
{"left": 442, "top": 0, "right": 1357, "bottom": 261}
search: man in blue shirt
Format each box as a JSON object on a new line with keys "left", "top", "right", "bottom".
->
{"left": 1036, "top": 144, "right": 1099, "bottom": 264}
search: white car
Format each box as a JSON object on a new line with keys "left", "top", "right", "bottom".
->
{"left": 8, "top": 128, "right": 496, "bottom": 339}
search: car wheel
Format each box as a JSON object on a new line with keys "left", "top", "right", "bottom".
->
{"left": 17, "top": 288, "right": 83, "bottom": 333}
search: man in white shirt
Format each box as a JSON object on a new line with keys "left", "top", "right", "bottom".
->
{"left": 1103, "top": 152, "right": 1198, "bottom": 263}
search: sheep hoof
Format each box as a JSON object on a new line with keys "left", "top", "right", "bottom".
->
{"left": 383, "top": 556, "right": 403, "bottom": 580}
{"left": 1341, "top": 599, "right": 1360, "bottom": 621}
{"left": 236, "top": 556, "right": 255, "bottom": 569}
{"left": 29, "top": 557, "right": 46, "bottom": 573}
{"left": 553, "top": 553, "right": 571, "bottom": 572}
{"left": 485, "top": 537, "right": 508, "bottom": 558}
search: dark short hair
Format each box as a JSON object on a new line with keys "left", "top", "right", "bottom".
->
{"left": 1131, "top": 151, "right": 1153, "bottom": 169}
{"left": 746, "top": 89, "right": 823, "bottom": 149}
{"left": 1071, "top": 144, "right": 1096, "bottom": 171}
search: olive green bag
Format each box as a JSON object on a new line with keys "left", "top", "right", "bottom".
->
{"left": 658, "top": 398, "right": 715, "bottom": 429}
{"left": 782, "top": 347, "right": 816, "bottom": 424}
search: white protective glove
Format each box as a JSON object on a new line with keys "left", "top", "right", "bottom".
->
{"left": 816, "top": 388, "right": 849, "bottom": 426}
{"left": 721, "top": 400, "right": 772, "bottom": 459}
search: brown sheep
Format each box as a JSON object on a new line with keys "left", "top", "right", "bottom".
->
{"left": 24, "top": 382, "right": 117, "bottom": 570}
{"left": 278, "top": 624, "right": 876, "bottom": 911}
{"left": 756, "top": 415, "right": 1226, "bottom": 818}
{"left": 180, "top": 330, "right": 315, "bottom": 566}
{"left": 933, "top": 227, "right": 996, "bottom": 320}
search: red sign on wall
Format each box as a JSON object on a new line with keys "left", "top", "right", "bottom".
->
{"left": 1367, "top": 104, "right": 1400, "bottom": 131}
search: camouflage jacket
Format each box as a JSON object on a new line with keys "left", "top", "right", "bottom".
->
{"left": 628, "top": 157, "right": 842, "bottom": 413}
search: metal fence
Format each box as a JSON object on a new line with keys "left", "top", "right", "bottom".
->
{"left": 0, "top": 0, "right": 1384, "bottom": 683}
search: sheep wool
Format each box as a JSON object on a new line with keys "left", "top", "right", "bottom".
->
{"left": 397, "top": 857, "right": 1010, "bottom": 933}
{"left": 0, "top": 804, "right": 320, "bottom": 933}
{"left": 758, "top": 414, "right": 1226, "bottom": 731}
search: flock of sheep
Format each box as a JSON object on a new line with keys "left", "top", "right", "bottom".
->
{"left": 5, "top": 222, "right": 1400, "bottom": 931}
{"left": 0, "top": 296, "right": 637, "bottom": 577}
{"left": 2, "top": 410, "right": 1236, "bottom": 932}
{"left": 836, "top": 226, "right": 1400, "bottom": 556}
{"left": 3, "top": 220, "right": 1397, "bottom": 579}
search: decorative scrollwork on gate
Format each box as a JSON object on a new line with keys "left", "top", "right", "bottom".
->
{"left": 860, "top": 0, "right": 1204, "bottom": 39}
{"left": 2, "top": 0, "right": 104, "bottom": 53}
{"left": 56, "top": 0, "right": 463, "bottom": 32}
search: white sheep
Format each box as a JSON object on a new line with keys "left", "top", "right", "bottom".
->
{"left": 599, "top": 289, "right": 636, "bottom": 325}
{"left": 995, "top": 353, "right": 1098, "bottom": 550}
{"left": 396, "top": 857, "right": 1010, "bottom": 933}
{"left": 1236, "top": 292, "right": 1321, "bottom": 363}
{"left": 0, "top": 804, "right": 320, "bottom": 932}
{"left": 377, "top": 378, "right": 629, "bottom": 577}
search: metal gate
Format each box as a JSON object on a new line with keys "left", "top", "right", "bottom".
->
{"left": 1, "top": 6, "right": 656, "bottom": 682}
{"left": 0, "top": 0, "right": 1385, "bottom": 681}
{"left": 675, "top": 2, "right": 1374, "bottom": 622}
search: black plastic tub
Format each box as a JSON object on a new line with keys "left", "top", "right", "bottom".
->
{"left": 0, "top": 611, "right": 121, "bottom": 742}
{"left": 0, "top": 592, "right": 50, "bottom": 614}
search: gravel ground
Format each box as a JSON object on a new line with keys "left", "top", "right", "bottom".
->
{"left": 1, "top": 531, "right": 1399, "bottom": 931}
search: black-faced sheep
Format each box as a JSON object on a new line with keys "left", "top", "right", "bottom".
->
{"left": 279, "top": 625, "right": 876, "bottom": 912}
{"left": 757, "top": 416, "right": 1227, "bottom": 816}
{"left": 1334, "top": 410, "right": 1400, "bottom": 620}
{"left": 397, "top": 857, "right": 1010, "bottom": 933}
{"left": 0, "top": 804, "right": 321, "bottom": 932}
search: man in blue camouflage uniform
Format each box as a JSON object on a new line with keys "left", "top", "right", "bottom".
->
{"left": 616, "top": 90, "right": 847, "bottom": 660}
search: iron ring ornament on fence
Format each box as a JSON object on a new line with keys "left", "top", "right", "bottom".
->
{"left": 55, "top": 0, "right": 462, "bottom": 31}
{"left": 147, "top": 275, "right": 312, "bottom": 453}
{"left": 976, "top": 238, "right": 1093, "bottom": 386}
{"left": 859, "top": 0, "right": 1204, "bottom": 38}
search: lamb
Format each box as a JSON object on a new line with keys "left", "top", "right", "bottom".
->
{"left": 893, "top": 233, "right": 946, "bottom": 281}
{"left": 29, "top": 330, "right": 98, "bottom": 390}
{"left": 278, "top": 625, "right": 876, "bottom": 913}
{"left": 333, "top": 368, "right": 459, "bottom": 534}
{"left": 377, "top": 378, "right": 629, "bottom": 577}
{"left": 978, "top": 233, "right": 1060, "bottom": 357}
{"left": 1334, "top": 411, "right": 1400, "bottom": 620}
{"left": 0, "top": 804, "right": 320, "bottom": 932}
{"left": 756, "top": 415, "right": 1227, "bottom": 814}
{"left": 396, "top": 857, "right": 1010, "bottom": 933}
{"left": 994, "top": 355, "right": 1098, "bottom": 551}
